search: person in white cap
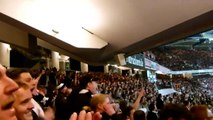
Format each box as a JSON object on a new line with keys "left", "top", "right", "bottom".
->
{"left": 55, "top": 83, "right": 70, "bottom": 120}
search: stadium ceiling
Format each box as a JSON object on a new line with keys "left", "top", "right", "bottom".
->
{"left": 0, "top": 0, "right": 213, "bottom": 65}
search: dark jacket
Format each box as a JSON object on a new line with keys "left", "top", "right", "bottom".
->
{"left": 147, "top": 111, "right": 158, "bottom": 120}
{"left": 55, "top": 92, "right": 68, "bottom": 120}
{"left": 156, "top": 98, "right": 164, "bottom": 110}
{"left": 66, "top": 88, "right": 93, "bottom": 119}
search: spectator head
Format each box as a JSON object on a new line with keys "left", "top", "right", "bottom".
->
{"left": 90, "top": 94, "right": 109, "bottom": 112}
{"left": 56, "top": 83, "right": 68, "bottom": 94}
{"left": 29, "top": 69, "right": 40, "bottom": 79}
{"left": 79, "top": 75, "right": 98, "bottom": 94}
{"left": 13, "top": 80, "right": 34, "bottom": 120}
{"left": 134, "top": 110, "right": 146, "bottom": 120}
{"left": 90, "top": 94, "right": 116, "bottom": 115}
{"left": 157, "top": 94, "right": 162, "bottom": 100}
{"left": 190, "top": 105, "right": 211, "bottom": 120}
{"left": 0, "top": 64, "right": 19, "bottom": 120}
{"left": 159, "top": 104, "right": 191, "bottom": 120}
{"left": 6, "top": 69, "right": 35, "bottom": 92}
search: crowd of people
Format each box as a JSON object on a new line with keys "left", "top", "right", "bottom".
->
{"left": 0, "top": 63, "right": 212, "bottom": 120}
{"left": 151, "top": 47, "right": 213, "bottom": 70}
{"left": 192, "top": 75, "right": 213, "bottom": 92}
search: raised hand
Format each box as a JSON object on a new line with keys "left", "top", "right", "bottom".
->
{"left": 103, "top": 103, "right": 116, "bottom": 116}
{"left": 138, "top": 89, "right": 145, "bottom": 98}
{"left": 69, "top": 110, "right": 102, "bottom": 120}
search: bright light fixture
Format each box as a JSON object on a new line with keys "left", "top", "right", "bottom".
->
{"left": 0, "top": 0, "right": 108, "bottom": 49}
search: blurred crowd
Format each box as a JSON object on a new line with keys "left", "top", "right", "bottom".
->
{"left": 1, "top": 64, "right": 212, "bottom": 120}
{"left": 149, "top": 47, "right": 213, "bottom": 70}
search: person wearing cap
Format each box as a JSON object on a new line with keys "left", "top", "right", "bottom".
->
{"left": 55, "top": 83, "right": 70, "bottom": 120}
{"left": 66, "top": 74, "right": 98, "bottom": 118}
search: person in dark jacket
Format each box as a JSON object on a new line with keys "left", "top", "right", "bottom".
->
{"left": 55, "top": 83, "right": 70, "bottom": 120}
{"left": 156, "top": 94, "right": 164, "bottom": 110}
{"left": 66, "top": 74, "right": 98, "bottom": 119}
{"left": 134, "top": 110, "right": 146, "bottom": 120}
{"left": 147, "top": 102, "right": 158, "bottom": 120}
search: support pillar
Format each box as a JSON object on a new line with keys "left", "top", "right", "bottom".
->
{"left": 0, "top": 42, "right": 10, "bottom": 68}
{"left": 81, "top": 62, "right": 88, "bottom": 72}
{"left": 46, "top": 58, "right": 50, "bottom": 69}
{"left": 59, "top": 55, "right": 70, "bottom": 71}
{"left": 51, "top": 51, "right": 59, "bottom": 70}
{"left": 104, "top": 64, "right": 109, "bottom": 73}
{"left": 129, "top": 69, "right": 132, "bottom": 76}
{"left": 118, "top": 68, "right": 122, "bottom": 75}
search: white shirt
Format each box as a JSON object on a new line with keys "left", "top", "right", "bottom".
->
{"left": 31, "top": 99, "right": 45, "bottom": 119}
